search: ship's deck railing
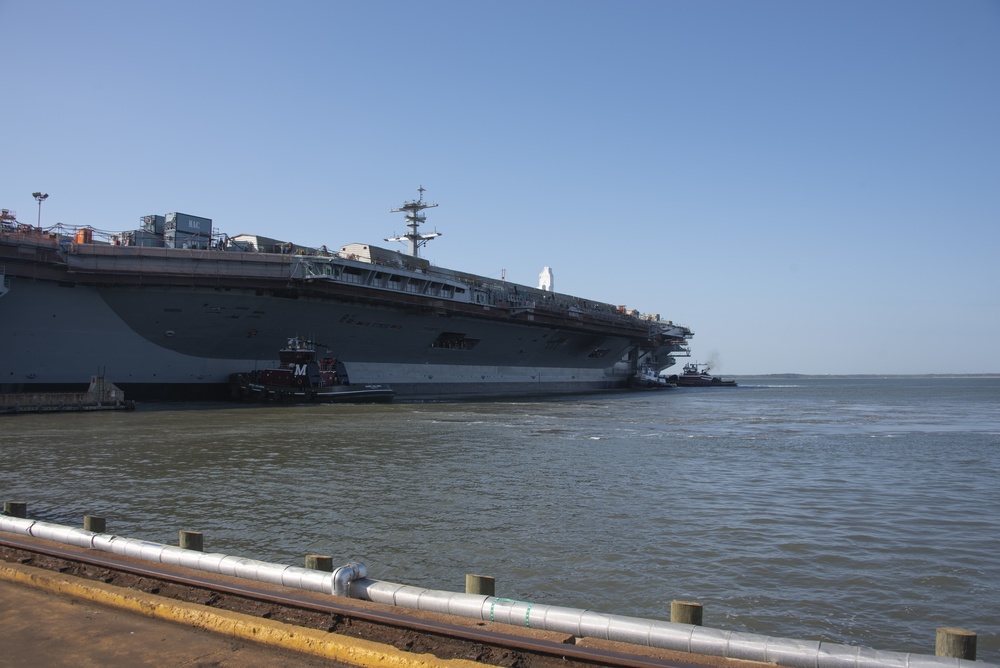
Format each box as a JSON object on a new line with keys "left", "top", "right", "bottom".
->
{"left": 294, "top": 253, "right": 665, "bottom": 331}
{"left": 5, "top": 217, "right": 690, "bottom": 339}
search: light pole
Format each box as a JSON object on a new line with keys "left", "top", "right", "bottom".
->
{"left": 32, "top": 192, "right": 49, "bottom": 228}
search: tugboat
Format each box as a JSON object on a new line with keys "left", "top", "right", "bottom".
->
{"left": 229, "top": 337, "right": 394, "bottom": 403}
{"left": 667, "top": 362, "right": 737, "bottom": 388}
{"left": 634, "top": 365, "right": 677, "bottom": 389}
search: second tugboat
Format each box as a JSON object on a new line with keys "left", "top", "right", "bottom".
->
{"left": 230, "top": 337, "right": 394, "bottom": 403}
{"left": 668, "top": 363, "right": 737, "bottom": 388}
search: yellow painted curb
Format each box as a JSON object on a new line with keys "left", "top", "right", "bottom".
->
{"left": 0, "top": 561, "right": 497, "bottom": 668}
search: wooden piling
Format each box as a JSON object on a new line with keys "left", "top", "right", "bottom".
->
{"left": 671, "top": 600, "right": 703, "bottom": 626}
{"left": 3, "top": 502, "right": 27, "bottom": 518}
{"left": 465, "top": 574, "right": 496, "bottom": 596}
{"left": 179, "top": 530, "right": 204, "bottom": 552}
{"left": 305, "top": 555, "right": 334, "bottom": 572}
{"left": 936, "top": 628, "right": 976, "bottom": 660}
{"left": 83, "top": 515, "right": 106, "bottom": 533}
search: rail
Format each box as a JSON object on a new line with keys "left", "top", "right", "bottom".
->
{"left": 1, "top": 517, "right": 988, "bottom": 668}
{"left": 0, "top": 532, "right": 700, "bottom": 668}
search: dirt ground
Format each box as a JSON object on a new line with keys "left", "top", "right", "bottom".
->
{"left": 0, "top": 578, "right": 350, "bottom": 668}
{"left": 1, "top": 540, "right": 767, "bottom": 668}
{"left": 0, "top": 544, "right": 553, "bottom": 668}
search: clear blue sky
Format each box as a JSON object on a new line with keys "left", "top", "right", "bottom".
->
{"left": 3, "top": 1, "right": 998, "bottom": 374}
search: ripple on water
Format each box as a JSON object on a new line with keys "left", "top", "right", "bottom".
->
{"left": 2, "top": 380, "right": 999, "bottom": 661}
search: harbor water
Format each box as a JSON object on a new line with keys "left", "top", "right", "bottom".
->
{"left": 2, "top": 377, "right": 998, "bottom": 661}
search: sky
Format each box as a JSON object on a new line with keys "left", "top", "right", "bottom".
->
{"left": 2, "top": 1, "right": 998, "bottom": 375}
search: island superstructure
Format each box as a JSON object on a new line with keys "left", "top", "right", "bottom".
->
{"left": 0, "top": 191, "right": 692, "bottom": 400}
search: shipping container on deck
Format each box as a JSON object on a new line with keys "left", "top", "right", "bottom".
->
{"left": 131, "top": 230, "right": 165, "bottom": 247}
{"left": 164, "top": 229, "right": 211, "bottom": 249}
{"left": 165, "top": 212, "right": 212, "bottom": 235}
{"left": 141, "top": 214, "right": 166, "bottom": 235}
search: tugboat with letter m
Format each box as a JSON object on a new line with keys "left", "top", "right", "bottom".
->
{"left": 230, "top": 337, "right": 394, "bottom": 403}
{"left": 667, "top": 362, "right": 737, "bottom": 388}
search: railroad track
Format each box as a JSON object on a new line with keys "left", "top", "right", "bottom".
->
{"left": 1, "top": 533, "right": 717, "bottom": 668}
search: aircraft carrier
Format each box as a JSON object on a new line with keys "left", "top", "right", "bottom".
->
{"left": 0, "top": 189, "right": 692, "bottom": 401}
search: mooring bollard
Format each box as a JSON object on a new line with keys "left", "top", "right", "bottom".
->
{"left": 179, "top": 530, "right": 204, "bottom": 552}
{"left": 83, "top": 515, "right": 106, "bottom": 533}
{"left": 305, "top": 555, "right": 334, "bottom": 572}
{"left": 936, "top": 627, "right": 976, "bottom": 660}
{"left": 3, "top": 501, "right": 27, "bottom": 518}
{"left": 465, "top": 574, "right": 496, "bottom": 596}
{"left": 671, "top": 600, "right": 703, "bottom": 626}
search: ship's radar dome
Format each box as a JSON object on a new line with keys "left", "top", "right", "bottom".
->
{"left": 538, "top": 266, "right": 554, "bottom": 292}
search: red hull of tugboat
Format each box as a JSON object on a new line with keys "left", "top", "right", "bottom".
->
{"left": 229, "top": 337, "right": 394, "bottom": 403}
{"left": 230, "top": 380, "right": 395, "bottom": 403}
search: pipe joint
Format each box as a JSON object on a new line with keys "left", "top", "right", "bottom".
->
{"left": 332, "top": 561, "right": 367, "bottom": 597}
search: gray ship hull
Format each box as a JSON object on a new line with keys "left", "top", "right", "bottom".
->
{"left": 1, "top": 277, "right": 636, "bottom": 401}
{"left": 1, "top": 194, "right": 691, "bottom": 401}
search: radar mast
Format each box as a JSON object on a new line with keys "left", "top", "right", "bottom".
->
{"left": 386, "top": 186, "right": 440, "bottom": 257}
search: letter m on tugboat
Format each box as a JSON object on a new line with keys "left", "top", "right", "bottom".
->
{"left": 229, "top": 337, "right": 394, "bottom": 403}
